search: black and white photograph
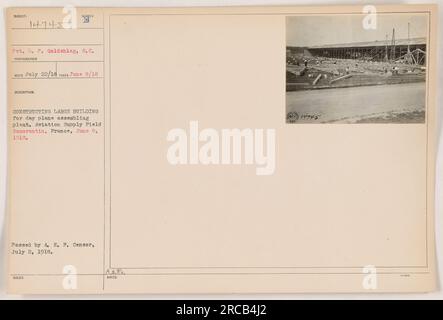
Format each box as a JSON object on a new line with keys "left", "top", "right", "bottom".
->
{"left": 1, "top": 2, "right": 442, "bottom": 301}
{"left": 286, "top": 14, "right": 428, "bottom": 123}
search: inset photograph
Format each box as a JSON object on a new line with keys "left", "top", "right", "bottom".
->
{"left": 286, "top": 14, "right": 428, "bottom": 123}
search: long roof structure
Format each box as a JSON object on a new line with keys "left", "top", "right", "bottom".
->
{"left": 307, "top": 37, "right": 426, "bottom": 49}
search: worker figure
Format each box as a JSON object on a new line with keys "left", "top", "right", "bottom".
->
{"left": 304, "top": 59, "right": 308, "bottom": 67}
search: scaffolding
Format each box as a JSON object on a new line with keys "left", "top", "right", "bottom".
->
{"left": 298, "top": 22, "right": 426, "bottom": 65}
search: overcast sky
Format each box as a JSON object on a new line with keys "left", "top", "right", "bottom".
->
{"left": 286, "top": 13, "right": 428, "bottom": 47}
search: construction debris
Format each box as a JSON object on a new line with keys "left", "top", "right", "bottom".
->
{"left": 329, "top": 74, "right": 352, "bottom": 84}
{"left": 312, "top": 74, "right": 322, "bottom": 85}
{"left": 286, "top": 21, "right": 427, "bottom": 91}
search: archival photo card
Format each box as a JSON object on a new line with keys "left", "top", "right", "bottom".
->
{"left": 5, "top": 5, "right": 437, "bottom": 294}
{"left": 286, "top": 13, "right": 428, "bottom": 124}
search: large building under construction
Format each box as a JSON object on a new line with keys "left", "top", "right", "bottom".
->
{"left": 288, "top": 36, "right": 426, "bottom": 65}
{"left": 285, "top": 16, "right": 427, "bottom": 124}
